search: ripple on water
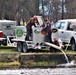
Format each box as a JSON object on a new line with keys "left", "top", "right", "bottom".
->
{"left": 0, "top": 68, "right": 76, "bottom": 75}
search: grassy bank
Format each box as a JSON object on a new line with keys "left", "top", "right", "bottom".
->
{"left": 0, "top": 46, "right": 76, "bottom": 68}
{"left": 0, "top": 46, "right": 18, "bottom": 54}
{"left": 0, "top": 61, "right": 20, "bottom": 68}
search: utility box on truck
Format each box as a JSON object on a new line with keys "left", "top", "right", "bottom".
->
{"left": 32, "top": 27, "right": 45, "bottom": 45}
{"left": 0, "top": 20, "right": 16, "bottom": 46}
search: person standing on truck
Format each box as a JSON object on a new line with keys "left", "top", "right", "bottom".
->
{"left": 43, "top": 19, "right": 52, "bottom": 43}
{"left": 26, "top": 16, "right": 38, "bottom": 40}
{"left": 43, "top": 19, "right": 60, "bottom": 52}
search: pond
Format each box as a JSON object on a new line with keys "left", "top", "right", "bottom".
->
{"left": 0, "top": 68, "right": 76, "bottom": 75}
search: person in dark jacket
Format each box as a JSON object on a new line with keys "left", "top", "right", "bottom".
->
{"left": 26, "top": 16, "right": 38, "bottom": 40}
{"left": 44, "top": 20, "right": 52, "bottom": 43}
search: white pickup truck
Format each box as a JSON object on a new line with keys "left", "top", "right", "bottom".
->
{"left": 0, "top": 20, "right": 16, "bottom": 46}
{"left": 54, "top": 19, "right": 76, "bottom": 51}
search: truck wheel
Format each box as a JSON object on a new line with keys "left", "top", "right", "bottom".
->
{"left": 17, "top": 42, "right": 23, "bottom": 52}
{"left": 70, "top": 40, "right": 76, "bottom": 51}
{"left": 23, "top": 42, "right": 28, "bottom": 52}
{"left": 2, "top": 40, "right": 7, "bottom": 46}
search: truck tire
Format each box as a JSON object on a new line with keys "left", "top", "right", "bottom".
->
{"left": 70, "top": 40, "right": 76, "bottom": 51}
{"left": 17, "top": 42, "right": 23, "bottom": 52}
{"left": 2, "top": 40, "right": 7, "bottom": 46}
{"left": 23, "top": 42, "right": 28, "bottom": 52}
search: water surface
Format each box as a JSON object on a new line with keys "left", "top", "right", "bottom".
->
{"left": 0, "top": 68, "right": 76, "bottom": 75}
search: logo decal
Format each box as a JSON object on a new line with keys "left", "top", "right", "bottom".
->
{"left": 16, "top": 28, "right": 23, "bottom": 37}
{"left": 34, "top": 29, "right": 40, "bottom": 34}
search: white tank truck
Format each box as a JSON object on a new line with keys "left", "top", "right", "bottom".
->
{"left": 12, "top": 16, "right": 63, "bottom": 52}
{"left": 0, "top": 20, "right": 16, "bottom": 46}
{"left": 12, "top": 16, "right": 47, "bottom": 52}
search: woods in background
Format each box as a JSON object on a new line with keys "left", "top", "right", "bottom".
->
{"left": 0, "top": 0, "right": 39, "bottom": 23}
{"left": 0, "top": 0, "right": 76, "bottom": 24}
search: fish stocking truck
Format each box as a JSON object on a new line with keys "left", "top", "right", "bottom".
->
{"left": 0, "top": 20, "right": 16, "bottom": 47}
{"left": 12, "top": 16, "right": 63, "bottom": 52}
{"left": 53, "top": 19, "right": 76, "bottom": 51}
{"left": 12, "top": 16, "right": 48, "bottom": 52}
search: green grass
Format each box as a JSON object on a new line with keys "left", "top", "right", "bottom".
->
{"left": 65, "top": 50, "right": 76, "bottom": 54}
{"left": 30, "top": 61, "right": 58, "bottom": 66}
{"left": 22, "top": 61, "right": 58, "bottom": 67}
{"left": 0, "top": 61, "right": 20, "bottom": 68}
{"left": 0, "top": 46, "right": 76, "bottom": 54}
{"left": 0, "top": 46, "right": 18, "bottom": 54}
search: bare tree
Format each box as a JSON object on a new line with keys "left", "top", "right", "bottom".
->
{"left": 0, "top": 0, "right": 39, "bottom": 22}
{"left": 65, "top": 0, "right": 76, "bottom": 19}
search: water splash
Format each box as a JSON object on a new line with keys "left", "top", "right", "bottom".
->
{"left": 57, "top": 60, "right": 75, "bottom": 67}
{"left": 60, "top": 49, "right": 69, "bottom": 63}
{"left": 65, "top": 60, "right": 75, "bottom": 66}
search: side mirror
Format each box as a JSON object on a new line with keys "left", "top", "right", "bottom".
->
{"left": 52, "top": 27, "right": 58, "bottom": 33}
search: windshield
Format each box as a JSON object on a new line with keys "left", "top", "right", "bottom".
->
{"left": 54, "top": 21, "right": 67, "bottom": 29}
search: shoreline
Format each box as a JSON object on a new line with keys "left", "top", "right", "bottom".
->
{"left": 0, "top": 53, "right": 76, "bottom": 69}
